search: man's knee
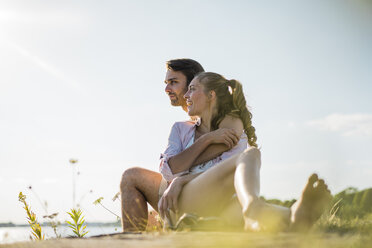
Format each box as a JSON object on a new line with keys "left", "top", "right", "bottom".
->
{"left": 120, "top": 167, "right": 142, "bottom": 190}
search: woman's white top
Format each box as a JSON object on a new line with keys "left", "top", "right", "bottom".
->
{"left": 159, "top": 119, "right": 248, "bottom": 182}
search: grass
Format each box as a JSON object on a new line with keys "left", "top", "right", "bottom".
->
{"left": 16, "top": 186, "right": 372, "bottom": 248}
{"left": 18, "top": 192, "right": 45, "bottom": 241}
{"left": 12, "top": 198, "right": 372, "bottom": 248}
{"left": 66, "top": 208, "right": 89, "bottom": 238}
{"left": 314, "top": 213, "right": 372, "bottom": 235}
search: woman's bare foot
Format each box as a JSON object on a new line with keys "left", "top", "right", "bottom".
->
{"left": 243, "top": 198, "right": 291, "bottom": 232}
{"left": 290, "top": 173, "right": 332, "bottom": 231}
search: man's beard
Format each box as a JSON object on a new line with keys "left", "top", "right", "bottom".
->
{"left": 169, "top": 93, "right": 182, "bottom": 106}
{"left": 170, "top": 98, "right": 179, "bottom": 106}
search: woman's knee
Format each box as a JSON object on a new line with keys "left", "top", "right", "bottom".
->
{"left": 243, "top": 147, "right": 261, "bottom": 157}
{"left": 238, "top": 147, "right": 261, "bottom": 168}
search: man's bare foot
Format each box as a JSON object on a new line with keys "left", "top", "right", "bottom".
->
{"left": 290, "top": 173, "right": 332, "bottom": 231}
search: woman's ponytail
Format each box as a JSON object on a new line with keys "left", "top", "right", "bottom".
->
{"left": 229, "top": 80, "right": 258, "bottom": 147}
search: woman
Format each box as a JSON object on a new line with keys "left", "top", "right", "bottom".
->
{"left": 121, "top": 72, "right": 331, "bottom": 232}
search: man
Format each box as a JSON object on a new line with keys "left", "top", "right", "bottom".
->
{"left": 164, "top": 58, "right": 205, "bottom": 111}
{"left": 120, "top": 58, "right": 228, "bottom": 231}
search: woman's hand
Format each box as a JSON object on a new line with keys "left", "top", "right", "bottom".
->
{"left": 158, "top": 177, "right": 185, "bottom": 220}
{"left": 204, "top": 128, "right": 240, "bottom": 149}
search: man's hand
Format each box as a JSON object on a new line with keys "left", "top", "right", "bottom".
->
{"left": 204, "top": 128, "right": 240, "bottom": 149}
{"left": 158, "top": 177, "right": 185, "bottom": 220}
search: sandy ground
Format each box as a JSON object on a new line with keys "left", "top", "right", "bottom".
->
{"left": 2, "top": 232, "right": 372, "bottom": 248}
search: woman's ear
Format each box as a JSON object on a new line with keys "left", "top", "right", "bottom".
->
{"left": 209, "top": 90, "right": 216, "bottom": 100}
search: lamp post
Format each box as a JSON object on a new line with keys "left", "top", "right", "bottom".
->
{"left": 69, "top": 159, "right": 78, "bottom": 208}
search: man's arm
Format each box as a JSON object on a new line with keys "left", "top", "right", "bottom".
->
{"left": 192, "top": 115, "right": 244, "bottom": 166}
{"left": 167, "top": 121, "right": 240, "bottom": 174}
{"left": 167, "top": 134, "right": 211, "bottom": 174}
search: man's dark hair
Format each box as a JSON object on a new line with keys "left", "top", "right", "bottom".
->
{"left": 166, "top": 58, "right": 205, "bottom": 86}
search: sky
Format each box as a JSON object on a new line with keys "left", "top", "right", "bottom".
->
{"left": 0, "top": 0, "right": 371, "bottom": 224}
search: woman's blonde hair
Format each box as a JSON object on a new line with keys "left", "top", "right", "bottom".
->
{"left": 195, "top": 72, "right": 257, "bottom": 147}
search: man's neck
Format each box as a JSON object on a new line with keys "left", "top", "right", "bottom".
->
{"left": 182, "top": 105, "right": 188, "bottom": 112}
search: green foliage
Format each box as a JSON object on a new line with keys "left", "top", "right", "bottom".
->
{"left": 332, "top": 187, "right": 372, "bottom": 219}
{"left": 66, "top": 208, "right": 88, "bottom": 238}
{"left": 18, "top": 192, "right": 45, "bottom": 241}
{"left": 315, "top": 212, "right": 372, "bottom": 235}
{"left": 263, "top": 196, "right": 296, "bottom": 208}
{"left": 360, "top": 189, "right": 372, "bottom": 212}
{"left": 352, "top": 191, "right": 363, "bottom": 206}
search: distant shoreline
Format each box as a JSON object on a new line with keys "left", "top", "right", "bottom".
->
{"left": 0, "top": 222, "right": 121, "bottom": 228}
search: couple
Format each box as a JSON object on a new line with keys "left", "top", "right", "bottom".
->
{"left": 120, "top": 59, "right": 332, "bottom": 232}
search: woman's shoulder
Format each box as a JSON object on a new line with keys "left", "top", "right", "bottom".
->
{"left": 219, "top": 115, "right": 244, "bottom": 136}
{"left": 220, "top": 114, "right": 242, "bottom": 124}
